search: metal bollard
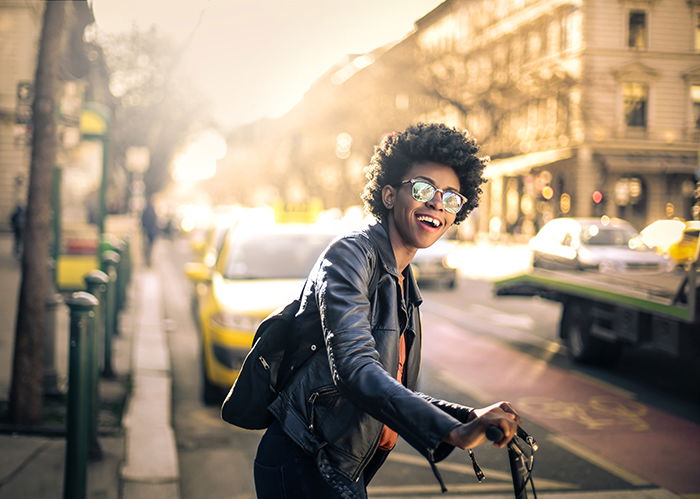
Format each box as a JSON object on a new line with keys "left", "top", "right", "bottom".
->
{"left": 84, "top": 270, "right": 108, "bottom": 460}
{"left": 122, "top": 237, "right": 132, "bottom": 285}
{"left": 113, "top": 238, "right": 128, "bottom": 314}
{"left": 43, "top": 290, "right": 64, "bottom": 397}
{"left": 100, "top": 236, "right": 126, "bottom": 320}
{"left": 64, "top": 292, "right": 99, "bottom": 499}
{"left": 100, "top": 250, "right": 120, "bottom": 378}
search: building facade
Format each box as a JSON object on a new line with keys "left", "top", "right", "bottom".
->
{"left": 410, "top": 0, "right": 700, "bottom": 236}
{"left": 0, "top": 1, "right": 42, "bottom": 231}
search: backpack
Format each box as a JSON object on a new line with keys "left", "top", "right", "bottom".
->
{"left": 220, "top": 293, "right": 319, "bottom": 429}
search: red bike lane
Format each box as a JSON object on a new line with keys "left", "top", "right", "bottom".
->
{"left": 422, "top": 315, "right": 700, "bottom": 497}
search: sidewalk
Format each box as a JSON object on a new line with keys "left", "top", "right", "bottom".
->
{"left": 0, "top": 233, "right": 180, "bottom": 499}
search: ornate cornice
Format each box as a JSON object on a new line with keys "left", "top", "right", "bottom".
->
{"left": 682, "top": 64, "right": 700, "bottom": 83}
{"left": 617, "top": 0, "right": 661, "bottom": 7}
{"left": 611, "top": 61, "right": 659, "bottom": 81}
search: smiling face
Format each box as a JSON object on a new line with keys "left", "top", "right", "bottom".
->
{"left": 382, "top": 161, "right": 460, "bottom": 265}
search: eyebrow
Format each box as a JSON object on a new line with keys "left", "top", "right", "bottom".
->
{"left": 414, "top": 175, "right": 460, "bottom": 193}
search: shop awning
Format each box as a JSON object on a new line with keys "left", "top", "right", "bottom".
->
{"left": 602, "top": 152, "right": 698, "bottom": 174}
{"left": 484, "top": 148, "right": 573, "bottom": 178}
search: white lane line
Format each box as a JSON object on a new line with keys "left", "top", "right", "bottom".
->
{"left": 547, "top": 434, "right": 650, "bottom": 487}
{"left": 373, "top": 489, "right": 682, "bottom": 499}
{"left": 422, "top": 300, "right": 554, "bottom": 345}
{"left": 382, "top": 451, "right": 575, "bottom": 490}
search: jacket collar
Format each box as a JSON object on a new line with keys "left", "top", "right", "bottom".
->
{"left": 365, "top": 219, "right": 423, "bottom": 307}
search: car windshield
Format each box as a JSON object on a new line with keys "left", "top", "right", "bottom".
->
{"left": 581, "top": 225, "right": 638, "bottom": 246}
{"left": 223, "top": 231, "right": 335, "bottom": 279}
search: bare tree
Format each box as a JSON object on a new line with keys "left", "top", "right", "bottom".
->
{"left": 9, "top": 0, "right": 71, "bottom": 425}
{"left": 100, "top": 26, "right": 210, "bottom": 196}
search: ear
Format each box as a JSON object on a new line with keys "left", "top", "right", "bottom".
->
{"left": 381, "top": 185, "right": 395, "bottom": 210}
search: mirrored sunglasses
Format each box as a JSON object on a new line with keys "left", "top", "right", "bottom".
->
{"left": 400, "top": 178, "right": 467, "bottom": 214}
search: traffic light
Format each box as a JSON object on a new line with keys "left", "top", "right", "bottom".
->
{"left": 592, "top": 190, "right": 604, "bottom": 216}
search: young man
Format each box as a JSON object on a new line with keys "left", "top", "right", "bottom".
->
{"left": 254, "top": 123, "right": 520, "bottom": 498}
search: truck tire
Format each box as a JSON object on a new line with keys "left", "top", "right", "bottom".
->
{"left": 561, "top": 301, "right": 621, "bottom": 366}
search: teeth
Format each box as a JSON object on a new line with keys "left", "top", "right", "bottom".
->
{"left": 417, "top": 215, "right": 440, "bottom": 227}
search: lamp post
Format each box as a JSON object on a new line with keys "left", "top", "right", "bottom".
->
{"left": 125, "top": 146, "right": 150, "bottom": 215}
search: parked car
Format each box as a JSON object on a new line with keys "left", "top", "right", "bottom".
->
{"left": 411, "top": 238, "right": 458, "bottom": 289}
{"left": 185, "top": 223, "right": 339, "bottom": 404}
{"left": 529, "top": 217, "right": 670, "bottom": 272}
{"left": 640, "top": 219, "right": 700, "bottom": 267}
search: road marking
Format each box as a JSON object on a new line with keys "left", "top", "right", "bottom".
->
{"left": 467, "top": 303, "right": 536, "bottom": 330}
{"left": 437, "top": 370, "right": 652, "bottom": 488}
{"left": 385, "top": 451, "right": 512, "bottom": 482}
{"left": 424, "top": 304, "right": 637, "bottom": 401}
{"left": 518, "top": 395, "right": 650, "bottom": 431}
{"left": 383, "top": 452, "right": 575, "bottom": 490}
{"left": 547, "top": 434, "right": 650, "bottom": 486}
{"left": 423, "top": 301, "right": 556, "bottom": 347}
{"left": 374, "top": 490, "right": 682, "bottom": 499}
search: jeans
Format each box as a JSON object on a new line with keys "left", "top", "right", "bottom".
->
{"left": 254, "top": 420, "right": 380, "bottom": 499}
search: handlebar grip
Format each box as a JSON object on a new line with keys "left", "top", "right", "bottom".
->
{"left": 485, "top": 425, "right": 504, "bottom": 443}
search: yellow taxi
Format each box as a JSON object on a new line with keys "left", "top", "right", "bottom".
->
{"left": 640, "top": 219, "right": 700, "bottom": 267}
{"left": 185, "top": 223, "right": 339, "bottom": 404}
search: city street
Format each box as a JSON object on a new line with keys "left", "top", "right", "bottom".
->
{"left": 153, "top": 235, "right": 699, "bottom": 498}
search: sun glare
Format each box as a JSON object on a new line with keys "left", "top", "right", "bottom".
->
{"left": 172, "top": 130, "right": 227, "bottom": 183}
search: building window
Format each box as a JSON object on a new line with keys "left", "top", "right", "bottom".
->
{"left": 692, "top": 85, "right": 700, "bottom": 129}
{"left": 623, "top": 82, "right": 648, "bottom": 128}
{"left": 695, "top": 12, "right": 700, "bottom": 52}
{"left": 628, "top": 10, "right": 647, "bottom": 49}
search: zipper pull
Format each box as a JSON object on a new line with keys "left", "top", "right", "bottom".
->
{"left": 307, "top": 392, "right": 319, "bottom": 431}
{"left": 468, "top": 448, "right": 485, "bottom": 482}
{"left": 258, "top": 355, "right": 270, "bottom": 370}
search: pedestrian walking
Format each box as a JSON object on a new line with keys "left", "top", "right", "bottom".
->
{"left": 251, "top": 123, "right": 521, "bottom": 498}
{"left": 10, "top": 203, "right": 25, "bottom": 260}
{"left": 141, "top": 197, "right": 158, "bottom": 267}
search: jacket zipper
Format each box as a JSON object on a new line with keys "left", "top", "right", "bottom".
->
{"left": 307, "top": 386, "right": 337, "bottom": 432}
{"left": 352, "top": 430, "right": 382, "bottom": 482}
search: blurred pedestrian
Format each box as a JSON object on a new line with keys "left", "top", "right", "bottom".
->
{"left": 10, "top": 203, "right": 25, "bottom": 260}
{"left": 141, "top": 197, "right": 158, "bottom": 266}
{"left": 250, "top": 123, "right": 521, "bottom": 498}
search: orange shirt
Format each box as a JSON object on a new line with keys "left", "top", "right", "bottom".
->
{"left": 378, "top": 333, "right": 407, "bottom": 451}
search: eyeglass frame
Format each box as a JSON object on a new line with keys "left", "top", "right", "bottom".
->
{"left": 398, "top": 178, "right": 468, "bottom": 214}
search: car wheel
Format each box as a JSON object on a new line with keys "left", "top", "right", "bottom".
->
{"left": 561, "top": 301, "right": 621, "bottom": 366}
{"left": 201, "top": 351, "right": 223, "bottom": 406}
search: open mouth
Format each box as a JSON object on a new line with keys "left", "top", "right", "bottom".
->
{"left": 416, "top": 214, "right": 442, "bottom": 229}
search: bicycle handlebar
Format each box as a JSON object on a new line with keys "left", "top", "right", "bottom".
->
{"left": 485, "top": 425, "right": 538, "bottom": 499}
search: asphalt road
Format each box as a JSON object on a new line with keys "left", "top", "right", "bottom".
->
{"left": 155, "top": 236, "right": 699, "bottom": 498}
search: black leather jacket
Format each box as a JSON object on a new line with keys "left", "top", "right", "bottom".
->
{"left": 268, "top": 220, "right": 473, "bottom": 493}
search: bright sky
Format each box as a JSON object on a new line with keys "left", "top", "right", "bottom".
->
{"left": 91, "top": 0, "right": 444, "bottom": 130}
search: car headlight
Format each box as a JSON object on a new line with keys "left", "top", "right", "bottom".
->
{"left": 210, "top": 311, "right": 261, "bottom": 331}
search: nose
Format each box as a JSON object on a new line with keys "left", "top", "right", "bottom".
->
{"left": 426, "top": 190, "right": 444, "bottom": 211}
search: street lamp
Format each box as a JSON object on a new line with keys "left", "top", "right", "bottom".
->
{"left": 125, "top": 146, "right": 150, "bottom": 215}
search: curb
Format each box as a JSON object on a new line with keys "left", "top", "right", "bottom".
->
{"left": 120, "top": 271, "right": 180, "bottom": 499}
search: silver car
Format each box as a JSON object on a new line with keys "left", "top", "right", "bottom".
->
{"left": 411, "top": 239, "right": 458, "bottom": 288}
{"left": 529, "top": 217, "right": 669, "bottom": 272}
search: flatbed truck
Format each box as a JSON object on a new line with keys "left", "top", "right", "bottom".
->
{"left": 493, "top": 260, "right": 699, "bottom": 366}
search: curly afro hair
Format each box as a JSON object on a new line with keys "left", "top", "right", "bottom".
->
{"left": 361, "top": 122, "right": 488, "bottom": 225}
